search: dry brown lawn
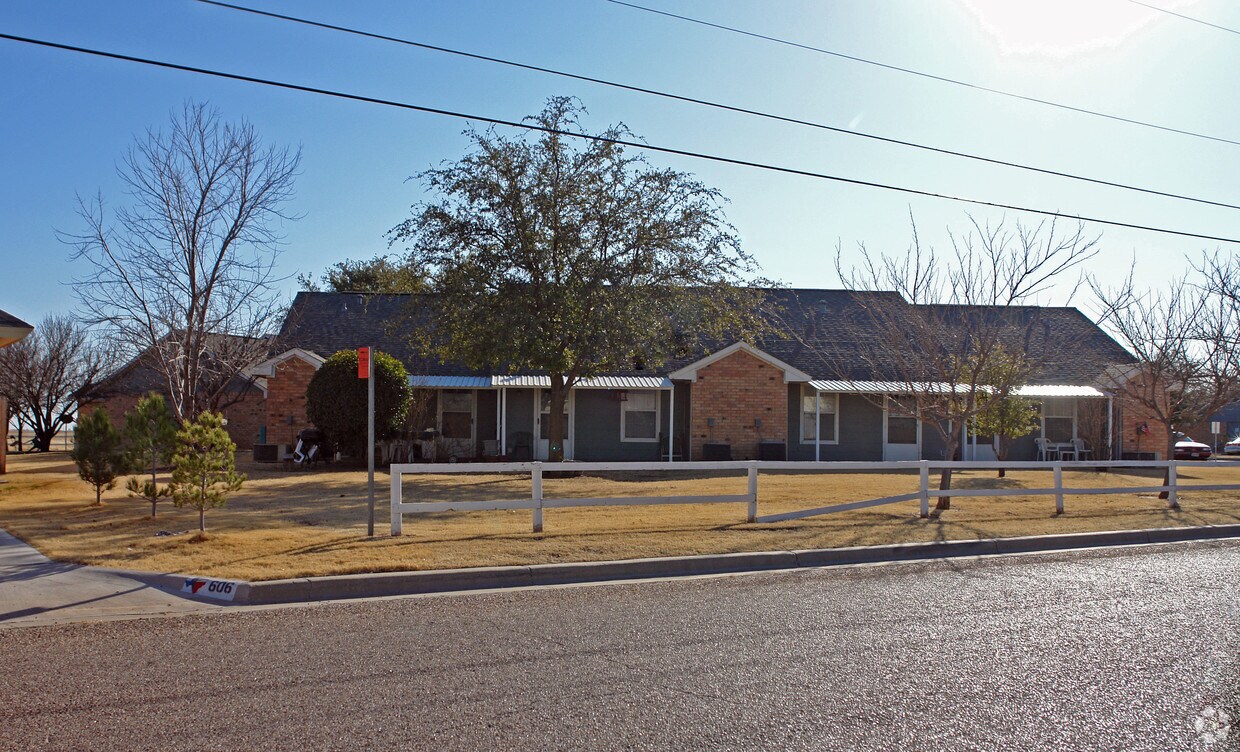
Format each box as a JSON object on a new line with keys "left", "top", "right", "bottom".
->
{"left": 1, "top": 452, "right": 1238, "bottom": 581}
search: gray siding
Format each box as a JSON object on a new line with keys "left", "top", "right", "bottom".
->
{"left": 503, "top": 388, "right": 535, "bottom": 456}
{"left": 786, "top": 388, "right": 886, "bottom": 461}
{"left": 573, "top": 389, "right": 672, "bottom": 461}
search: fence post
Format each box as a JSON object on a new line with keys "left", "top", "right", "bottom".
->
{"left": 918, "top": 461, "right": 930, "bottom": 518}
{"left": 1054, "top": 463, "right": 1064, "bottom": 514}
{"left": 1167, "top": 461, "right": 1178, "bottom": 508}
{"left": 747, "top": 461, "right": 758, "bottom": 523}
{"left": 390, "top": 466, "right": 403, "bottom": 536}
{"left": 532, "top": 462, "right": 544, "bottom": 533}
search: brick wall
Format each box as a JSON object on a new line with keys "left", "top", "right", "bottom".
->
{"left": 1116, "top": 392, "right": 1171, "bottom": 459}
{"left": 688, "top": 350, "right": 789, "bottom": 460}
{"left": 80, "top": 389, "right": 265, "bottom": 450}
{"left": 265, "top": 357, "right": 319, "bottom": 447}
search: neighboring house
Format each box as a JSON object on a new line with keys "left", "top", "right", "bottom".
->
{"left": 0, "top": 308, "right": 34, "bottom": 474}
{"left": 79, "top": 336, "right": 267, "bottom": 450}
{"left": 250, "top": 290, "right": 1143, "bottom": 462}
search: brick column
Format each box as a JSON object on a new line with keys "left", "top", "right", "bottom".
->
{"left": 265, "top": 358, "right": 319, "bottom": 447}
{"left": 688, "top": 350, "right": 789, "bottom": 460}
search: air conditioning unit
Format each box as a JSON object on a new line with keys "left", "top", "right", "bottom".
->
{"left": 252, "top": 443, "right": 280, "bottom": 463}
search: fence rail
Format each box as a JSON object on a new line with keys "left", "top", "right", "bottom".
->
{"left": 389, "top": 459, "right": 1240, "bottom": 535}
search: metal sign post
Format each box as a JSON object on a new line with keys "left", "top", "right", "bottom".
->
{"left": 360, "top": 346, "right": 375, "bottom": 537}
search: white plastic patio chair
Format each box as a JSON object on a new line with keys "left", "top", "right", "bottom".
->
{"left": 1035, "top": 437, "right": 1058, "bottom": 461}
{"left": 1072, "top": 438, "right": 1092, "bottom": 461}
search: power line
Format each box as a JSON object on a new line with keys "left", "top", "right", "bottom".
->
{"left": 194, "top": 0, "right": 1240, "bottom": 213}
{"left": 606, "top": 0, "right": 1240, "bottom": 148}
{"left": 1, "top": 31, "right": 1237, "bottom": 245}
{"left": 1127, "top": 0, "right": 1240, "bottom": 36}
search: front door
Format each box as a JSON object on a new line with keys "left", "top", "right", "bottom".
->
{"left": 535, "top": 389, "right": 573, "bottom": 460}
{"left": 883, "top": 397, "right": 921, "bottom": 461}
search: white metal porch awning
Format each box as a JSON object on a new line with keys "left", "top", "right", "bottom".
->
{"left": 1013, "top": 384, "right": 1106, "bottom": 398}
{"left": 810, "top": 380, "right": 1105, "bottom": 397}
{"left": 408, "top": 375, "right": 673, "bottom": 389}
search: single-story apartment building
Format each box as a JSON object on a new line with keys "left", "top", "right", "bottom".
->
{"left": 234, "top": 289, "right": 1154, "bottom": 463}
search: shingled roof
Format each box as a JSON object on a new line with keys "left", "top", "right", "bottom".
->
{"left": 275, "top": 289, "right": 1135, "bottom": 385}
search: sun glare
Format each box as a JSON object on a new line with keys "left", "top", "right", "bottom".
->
{"left": 957, "top": 0, "right": 1198, "bottom": 57}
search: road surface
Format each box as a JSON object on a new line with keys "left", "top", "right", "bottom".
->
{"left": 2, "top": 540, "right": 1237, "bottom": 750}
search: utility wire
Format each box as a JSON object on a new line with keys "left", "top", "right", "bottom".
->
{"left": 195, "top": 0, "right": 1240, "bottom": 213}
{"left": 1, "top": 31, "right": 1236, "bottom": 245}
{"left": 606, "top": 0, "right": 1240, "bottom": 148}
{"left": 1126, "top": 0, "right": 1240, "bottom": 36}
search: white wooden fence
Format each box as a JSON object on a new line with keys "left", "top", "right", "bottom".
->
{"left": 388, "top": 459, "right": 1240, "bottom": 535}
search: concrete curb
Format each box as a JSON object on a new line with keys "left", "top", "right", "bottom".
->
{"left": 98, "top": 523, "right": 1240, "bottom": 606}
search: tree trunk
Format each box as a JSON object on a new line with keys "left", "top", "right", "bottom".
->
{"left": 1160, "top": 433, "right": 1176, "bottom": 503}
{"left": 547, "top": 375, "right": 567, "bottom": 462}
{"left": 936, "top": 468, "right": 953, "bottom": 511}
{"left": 996, "top": 436, "right": 1007, "bottom": 479}
{"left": 936, "top": 435, "right": 958, "bottom": 511}
{"left": 150, "top": 454, "right": 159, "bottom": 518}
{"left": 94, "top": 483, "right": 102, "bottom": 506}
{"left": 199, "top": 507, "right": 206, "bottom": 532}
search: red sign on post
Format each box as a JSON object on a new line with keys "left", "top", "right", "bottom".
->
{"left": 358, "top": 347, "right": 371, "bottom": 379}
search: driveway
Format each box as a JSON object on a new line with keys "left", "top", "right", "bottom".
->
{"left": 0, "top": 529, "right": 219, "bottom": 628}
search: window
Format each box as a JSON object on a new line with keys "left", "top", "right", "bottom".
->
{"left": 800, "top": 387, "right": 838, "bottom": 443}
{"left": 1042, "top": 398, "right": 1075, "bottom": 443}
{"left": 886, "top": 400, "right": 918, "bottom": 445}
{"left": 440, "top": 390, "right": 474, "bottom": 439}
{"left": 621, "top": 390, "right": 659, "bottom": 442}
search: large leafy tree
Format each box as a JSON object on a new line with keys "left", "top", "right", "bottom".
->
{"left": 298, "top": 253, "right": 425, "bottom": 293}
{"left": 389, "top": 97, "right": 765, "bottom": 460}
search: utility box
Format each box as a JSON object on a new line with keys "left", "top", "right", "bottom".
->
{"left": 758, "top": 440, "right": 786, "bottom": 461}
{"left": 252, "top": 444, "right": 280, "bottom": 463}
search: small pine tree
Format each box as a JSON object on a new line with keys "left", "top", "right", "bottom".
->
{"left": 71, "top": 408, "right": 127, "bottom": 505}
{"left": 169, "top": 411, "right": 245, "bottom": 532}
{"left": 123, "top": 392, "right": 179, "bottom": 517}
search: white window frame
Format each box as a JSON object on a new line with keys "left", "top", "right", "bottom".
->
{"left": 437, "top": 389, "right": 476, "bottom": 442}
{"left": 620, "top": 390, "right": 661, "bottom": 443}
{"left": 799, "top": 386, "right": 839, "bottom": 445}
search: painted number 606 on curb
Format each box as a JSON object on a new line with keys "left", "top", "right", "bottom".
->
{"left": 181, "top": 577, "right": 239, "bottom": 602}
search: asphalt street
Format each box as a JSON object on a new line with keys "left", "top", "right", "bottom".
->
{"left": 1, "top": 540, "right": 1237, "bottom": 751}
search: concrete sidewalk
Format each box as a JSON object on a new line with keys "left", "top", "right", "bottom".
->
{"left": 0, "top": 529, "right": 218, "bottom": 628}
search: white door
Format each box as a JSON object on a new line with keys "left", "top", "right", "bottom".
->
{"left": 883, "top": 398, "right": 922, "bottom": 461}
{"left": 535, "top": 389, "right": 573, "bottom": 460}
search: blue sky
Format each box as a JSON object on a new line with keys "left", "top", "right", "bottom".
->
{"left": 2, "top": 0, "right": 1237, "bottom": 326}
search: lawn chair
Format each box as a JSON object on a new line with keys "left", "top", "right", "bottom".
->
{"left": 1057, "top": 441, "right": 1078, "bottom": 461}
{"left": 1035, "top": 437, "right": 1058, "bottom": 462}
{"left": 510, "top": 431, "right": 533, "bottom": 462}
{"left": 1072, "top": 438, "right": 1092, "bottom": 461}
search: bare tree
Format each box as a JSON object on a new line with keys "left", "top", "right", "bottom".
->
{"left": 64, "top": 102, "right": 300, "bottom": 421}
{"left": 836, "top": 215, "right": 1099, "bottom": 513}
{"left": 0, "top": 315, "right": 112, "bottom": 452}
{"left": 1092, "top": 257, "right": 1240, "bottom": 503}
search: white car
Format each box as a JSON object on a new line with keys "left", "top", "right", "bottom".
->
{"left": 1224, "top": 437, "right": 1240, "bottom": 455}
{"left": 1173, "top": 433, "right": 1212, "bottom": 460}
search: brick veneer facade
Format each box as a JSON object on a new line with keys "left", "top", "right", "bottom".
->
{"left": 265, "top": 357, "right": 319, "bottom": 448}
{"left": 80, "top": 389, "right": 265, "bottom": 450}
{"left": 1116, "top": 393, "right": 1172, "bottom": 459}
{"left": 688, "top": 349, "right": 789, "bottom": 460}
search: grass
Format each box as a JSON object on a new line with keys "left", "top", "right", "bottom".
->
{"left": 1, "top": 452, "right": 1238, "bottom": 581}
